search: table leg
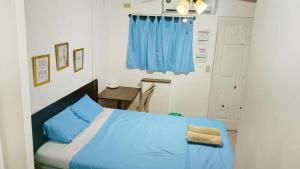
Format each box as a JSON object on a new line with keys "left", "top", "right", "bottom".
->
{"left": 117, "top": 100, "right": 122, "bottom": 109}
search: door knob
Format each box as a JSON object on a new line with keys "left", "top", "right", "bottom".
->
{"left": 234, "top": 85, "right": 237, "bottom": 90}
{"left": 222, "top": 105, "right": 225, "bottom": 108}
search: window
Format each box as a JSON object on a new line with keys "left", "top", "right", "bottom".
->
{"left": 127, "top": 15, "right": 194, "bottom": 74}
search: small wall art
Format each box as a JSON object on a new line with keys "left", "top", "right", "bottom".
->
{"left": 55, "top": 42, "right": 69, "bottom": 70}
{"left": 73, "top": 48, "right": 84, "bottom": 72}
{"left": 32, "top": 54, "right": 50, "bottom": 87}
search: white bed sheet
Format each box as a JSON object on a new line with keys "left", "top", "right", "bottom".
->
{"left": 35, "top": 108, "right": 114, "bottom": 169}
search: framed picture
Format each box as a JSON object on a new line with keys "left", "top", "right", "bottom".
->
{"left": 55, "top": 42, "right": 69, "bottom": 70}
{"left": 32, "top": 54, "right": 50, "bottom": 87}
{"left": 73, "top": 48, "right": 84, "bottom": 72}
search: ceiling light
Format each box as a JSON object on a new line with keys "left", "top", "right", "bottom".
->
{"left": 194, "top": 0, "right": 208, "bottom": 14}
{"left": 176, "top": 0, "right": 190, "bottom": 15}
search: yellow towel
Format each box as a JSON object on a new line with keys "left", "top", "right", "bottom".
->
{"left": 186, "top": 131, "right": 223, "bottom": 146}
{"left": 187, "top": 125, "right": 221, "bottom": 136}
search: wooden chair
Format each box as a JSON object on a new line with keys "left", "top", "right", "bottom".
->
{"left": 137, "top": 84, "right": 155, "bottom": 112}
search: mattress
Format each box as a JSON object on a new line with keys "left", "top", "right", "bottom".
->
{"left": 36, "top": 109, "right": 233, "bottom": 169}
{"left": 35, "top": 108, "right": 114, "bottom": 169}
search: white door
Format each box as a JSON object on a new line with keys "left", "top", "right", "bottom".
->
{"left": 209, "top": 17, "right": 253, "bottom": 131}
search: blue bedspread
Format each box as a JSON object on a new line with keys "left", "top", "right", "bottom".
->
{"left": 70, "top": 110, "right": 233, "bottom": 169}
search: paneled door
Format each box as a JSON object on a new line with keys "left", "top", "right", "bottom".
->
{"left": 209, "top": 17, "right": 253, "bottom": 131}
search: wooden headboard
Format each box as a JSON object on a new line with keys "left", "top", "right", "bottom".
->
{"left": 31, "top": 79, "right": 98, "bottom": 154}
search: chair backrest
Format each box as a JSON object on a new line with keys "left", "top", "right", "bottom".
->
{"left": 137, "top": 84, "right": 155, "bottom": 112}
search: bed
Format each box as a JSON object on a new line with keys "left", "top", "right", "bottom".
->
{"left": 32, "top": 80, "right": 233, "bottom": 169}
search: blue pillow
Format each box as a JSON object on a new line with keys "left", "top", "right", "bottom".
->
{"left": 70, "top": 95, "right": 103, "bottom": 123}
{"left": 43, "top": 107, "right": 88, "bottom": 143}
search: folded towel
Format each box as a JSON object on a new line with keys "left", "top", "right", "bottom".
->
{"left": 186, "top": 131, "right": 223, "bottom": 146}
{"left": 187, "top": 125, "right": 220, "bottom": 136}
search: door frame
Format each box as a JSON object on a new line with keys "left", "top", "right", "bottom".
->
{"left": 0, "top": 140, "right": 4, "bottom": 169}
{"left": 208, "top": 16, "right": 253, "bottom": 130}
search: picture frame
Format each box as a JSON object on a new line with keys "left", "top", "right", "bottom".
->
{"left": 32, "top": 54, "right": 50, "bottom": 87}
{"left": 55, "top": 42, "right": 69, "bottom": 70}
{"left": 73, "top": 48, "right": 84, "bottom": 72}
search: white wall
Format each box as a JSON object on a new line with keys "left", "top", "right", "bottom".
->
{"left": 235, "top": 0, "right": 300, "bottom": 168}
{"left": 103, "top": 0, "right": 256, "bottom": 117}
{"left": 91, "top": 0, "right": 109, "bottom": 91}
{"left": 0, "top": 0, "right": 34, "bottom": 168}
{"left": 25, "top": 0, "right": 96, "bottom": 113}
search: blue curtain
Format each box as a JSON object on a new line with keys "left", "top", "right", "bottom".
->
{"left": 127, "top": 16, "right": 194, "bottom": 74}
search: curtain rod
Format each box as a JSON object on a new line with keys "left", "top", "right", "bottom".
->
{"left": 128, "top": 13, "right": 196, "bottom": 19}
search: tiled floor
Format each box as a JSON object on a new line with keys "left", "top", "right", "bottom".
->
{"left": 228, "top": 130, "right": 238, "bottom": 152}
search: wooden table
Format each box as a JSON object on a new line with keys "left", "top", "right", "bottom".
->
{"left": 98, "top": 87, "right": 141, "bottom": 109}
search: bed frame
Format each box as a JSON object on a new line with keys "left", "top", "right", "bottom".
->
{"left": 31, "top": 79, "right": 99, "bottom": 154}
